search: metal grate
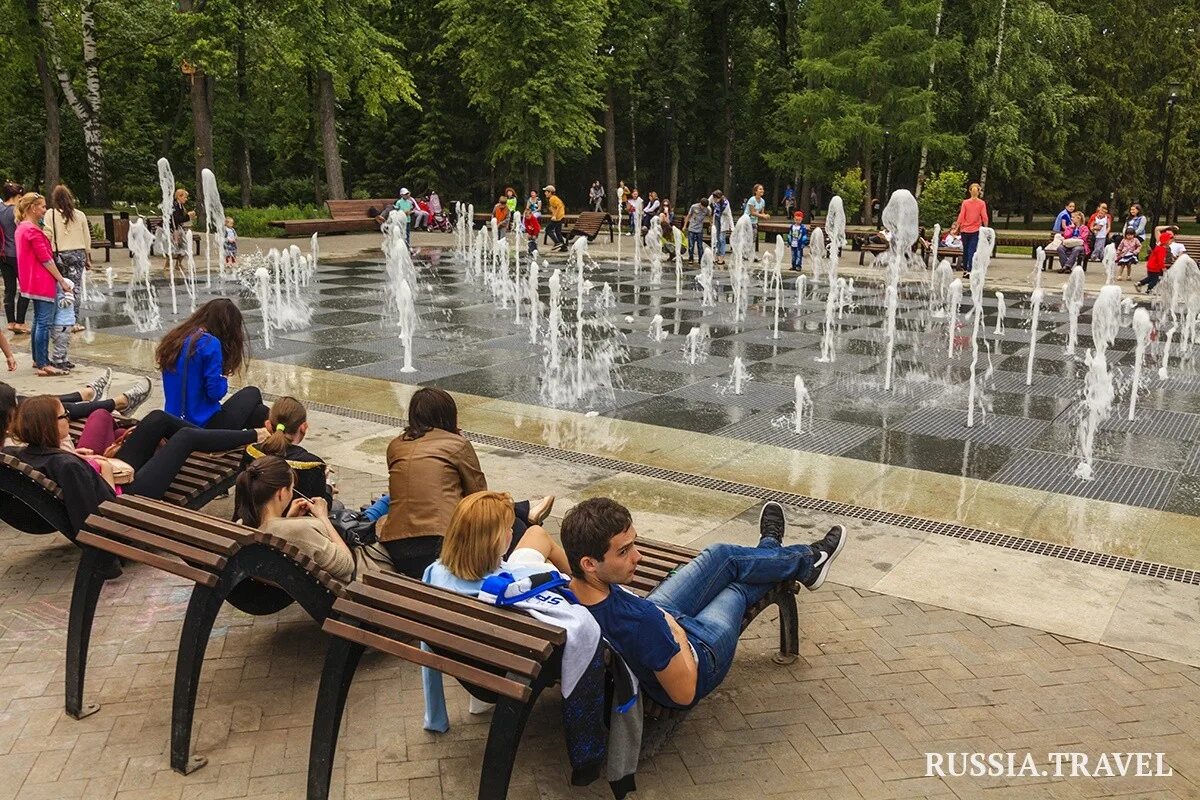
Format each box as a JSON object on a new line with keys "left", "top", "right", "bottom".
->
{"left": 499, "top": 387, "right": 655, "bottom": 413}
{"left": 667, "top": 379, "right": 796, "bottom": 411}
{"left": 892, "top": 407, "right": 1050, "bottom": 447}
{"left": 990, "top": 450, "right": 1179, "bottom": 510}
{"left": 712, "top": 413, "right": 879, "bottom": 455}
{"left": 1102, "top": 408, "right": 1200, "bottom": 440}
{"left": 1184, "top": 444, "right": 1200, "bottom": 477}
{"left": 990, "top": 371, "right": 1081, "bottom": 398}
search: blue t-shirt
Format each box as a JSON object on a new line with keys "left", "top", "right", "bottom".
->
{"left": 585, "top": 586, "right": 679, "bottom": 706}
{"left": 1053, "top": 208, "right": 1072, "bottom": 233}
{"left": 744, "top": 196, "right": 765, "bottom": 225}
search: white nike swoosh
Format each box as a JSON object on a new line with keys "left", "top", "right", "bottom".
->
{"left": 812, "top": 552, "right": 829, "bottom": 569}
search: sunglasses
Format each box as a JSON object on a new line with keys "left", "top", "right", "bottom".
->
{"left": 57, "top": 412, "right": 69, "bottom": 420}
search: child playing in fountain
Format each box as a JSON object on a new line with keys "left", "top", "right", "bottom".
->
{"left": 787, "top": 211, "right": 809, "bottom": 271}
{"left": 1115, "top": 227, "right": 1140, "bottom": 281}
{"left": 223, "top": 216, "right": 238, "bottom": 269}
{"left": 50, "top": 275, "right": 77, "bottom": 371}
{"left": 1135, "top": 230, "right": 1171, "bottom": 294}
{"left": 523, "top": 208, "right": 540, "bottom": 256}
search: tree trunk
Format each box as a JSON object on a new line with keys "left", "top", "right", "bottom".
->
{"left": 861, "top": 150, "right": 873, "bottom": 225}
{"left": 630, "top": 98, "right": 638, "bottom": 189}
{"left": 669, "top": 143, "right": 679, "bottom": 210}
{"left": 37, "top": 51, "right": 60, "bottom": 191}
{"left": 189, "top": 69, "right": 215, "bottom": 208}
{"left": 915, "top": 0, "right": 944, "bottom": 197}
{"left": 603, "top": 87, "right": 618, "bottom": 214}
{"left": 544, "top": 148, "right": 556, "bottom": 188}
{"left": 721, "top": 31, "right": 734, "bottom": 193}
{"left": 799, "top": 172, "right": 810, "bottom": 214}
{"left": 978, "top": 0, "right": 1008, "bottom": 197}
{"left": 237, "top": 4, "right": 251, "bottom": 207}
{"left": 317, "top": 69, "right": 346, "bottom": 200}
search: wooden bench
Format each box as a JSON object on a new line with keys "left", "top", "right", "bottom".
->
{"left": 66, "top": 497, "right": 346, "bottom": 774}
{"left": 0, "top": 419, "right": 244, "bottom": 538}
{"left": 568, "top": 211, "right": 615, "bottom": 243}
{"left": 307, "top": 538, "right": 799, "bottom": 800}
{"left": 91, "top": 239, "right": 113, "bottom": 263}
{"left": 1175, "top": 234, "right": 1200, "bottom": 260}
{"left": 269, "top": 199, "right": 396, "bottom": 237}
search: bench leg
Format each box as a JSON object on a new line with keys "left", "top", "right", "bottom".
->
{"left": 477, "top": 681, "right": 547, "bottom": 800}
{"left": 307, "top": 638, "right": 365, "bottom": 800}
{"left": 171, "top": 582, "right": 226, "bottom": 775}
{"left": 773, "top": 591, "right": 800, "bottom": 666}
{"left": 65, "top": 547, "right": 114, "bottom": 719}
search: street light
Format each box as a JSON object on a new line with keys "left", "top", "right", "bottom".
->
{"left": 1151, "top": 78, "right": 1182, "bottom": 240}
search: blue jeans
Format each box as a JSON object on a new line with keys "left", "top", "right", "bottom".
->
{"left": 713, "top": 221, "right": 726, "bottom": 256}
{"left": 31, "top": 299, "right": 55, "bottom": 367}
{"left": 791, "top": 246, "right": 804, "bottom": 269}
{"left": 646, "top": 538, "right": 813, "bottom": 706}
{"left": 961, "top": 230, "right": 979, "bottom": 273}
{"left": 687, "top": 231, "right": 704, "bottom": 260}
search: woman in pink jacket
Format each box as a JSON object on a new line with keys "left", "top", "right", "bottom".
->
{"left": 954, "top": 182, "right": 989, "bottom": 274}
{"left": 14, "top": 193, "right": 73, "bottom": 376}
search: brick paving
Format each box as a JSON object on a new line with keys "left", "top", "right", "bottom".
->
{"left": 2, "top": 512, "right": 1198, "bottom": 800}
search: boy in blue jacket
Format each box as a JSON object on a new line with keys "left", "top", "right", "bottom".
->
{"left": 787, "top": 211, "right": 809, "bottom": 271}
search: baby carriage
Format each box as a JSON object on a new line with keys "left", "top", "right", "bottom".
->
{"left": 425, "top": 191, "right": 453, "bottom": 233}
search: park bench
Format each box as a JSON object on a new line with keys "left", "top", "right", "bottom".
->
{"left": 568, "top": 211, "right": 615, "bottom": 243}
{"left": 1175, "top": 234, "right": 1200, "bottom": 260}
{"left": 91, "top": 239, "right": 113, "bottom": 262}
{"left": 269, "top": 199, "right": 396, "bottom": 237}
{"left": 0, "top": 419, "right": 244, "bottom": 539}
{"left": 66, "top": 496, "right": 346, "bottom": 775}
{"left": 306, "top": 537, "right": 800, "bottom": 800}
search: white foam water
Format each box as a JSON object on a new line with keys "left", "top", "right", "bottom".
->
{"left": 201, "top": 168, "right": 225, "bottom": 286}
{"left": 157, "top": 157, "right": 179, "bottom": 314}
{"left": 1129, "top": 307, "right": 1152, "bottom": 421}
{"left": 1074, "top": 285, "right": 1123, "bottom": 479}
{"left": 793, "top": 375, "right": 812, "bottom": 433}
{"left": 1063, "top": 266, "right": 1086, "bottom": 355}
{"left": 1026, "top": 288, "right": 1044, "bottom": 386}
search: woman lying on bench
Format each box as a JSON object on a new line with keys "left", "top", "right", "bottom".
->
{"left": 1, "top": 372, "right": 152, "bottom": 436}
{"left": 2, "top": 396, "right": 264, "bottom": 538}
{"left": 234, "top": 455, "right": 388, "bottom": 581}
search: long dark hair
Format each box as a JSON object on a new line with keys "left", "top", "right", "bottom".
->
{"left": 402, "top": 387, "right": 458, "bottom": 440}
{"left": 261, "top": 396, "right": 306, "bottom": 456}
{"left": 12, "top": 395, "right": 62, "bottom": 449}
{"left": 2, "top": 182, "right": 23, "bottom": 202}
{"left": 155, "top": 298, "right": 249, "bottom": 375}
{"left": 0, "top": 382, "right": 17, "bottom": 439}
{"left": 233, "top": 455, "right": 292, "bottom": 528}
{"left": 51, "top": 185, "right": 76, "bottom": 227}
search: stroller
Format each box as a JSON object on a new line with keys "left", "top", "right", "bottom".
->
{"left": 425, "top": 191, "right": 453, "bottom": 233}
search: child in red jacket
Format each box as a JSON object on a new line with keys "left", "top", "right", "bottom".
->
{"left": 523, "top": 209, "right": 541, "bottom": 256}
{"left": 1135, "top": 230, "right": 1172, "bottom": 293}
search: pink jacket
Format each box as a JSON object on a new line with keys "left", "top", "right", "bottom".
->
{"left": 955, "top": 198, "right": 989, "bottom": 234}
{"left": 16, "top": 221, "right": 57, "bottom": 302}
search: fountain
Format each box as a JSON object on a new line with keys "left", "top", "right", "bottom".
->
{"left": 157, "top": 157, "right": 179, "bottom": 314}
{"left": 647, "top": 217, "right": 663, "bottom": 288}
{"left": 648, "top": 314, "right": 667, "bottom": 342}
{"left": 528, "top": 257, "right": 540, "bottom": 344}
{"left": 1102, "top": 243, "right": 1117, "bottom": 286}
{"left": 255, "top": 267, "right": 272, "bottom": 349}
{"left": 728, "top": 356, "right": 749, "bottom": 395}
{"left": 201, "top": 168, "right": 225, "bottom": 286}
{"left": 124, "top": 217, "right": 160, "bottom": 332}
{"left": 683, "top": 327, "right": 710, "bottom": 365}
{"left": 796, "top": 273, "right": 807, "bottom": 313}
{"left": 808, "top": 226, "right": 826, "bottom": 284}
{"left": 966, "top": 227, "right": 995, "bottom": 427}
{"left": 792, "top": 375, "right": 812, "bottom": 433}
{"left": 631, "top": 196, "right": 644, "bottom": 277}
{"left": 946, "top": 278, "right": 963, "bottom": 357}
{"left": 698, "top": 248, "right": 716, "bottom": 307}
{"left": 930, "top": 259, "right": 953, "bottom": 318}
{"left": 1063, "top": 266, "right": 1086, "bottom": 355}
{"left": 1074, "top": 285, "right": 1123, "bottom": 479}
{"left": 1031, "top": 247, "right": 1045, "bottom": 289}
{"left": 993, "top": 291, "right": 1006, "bottom": 335}
{"left": 1026, "top": 288, "right": 1044, "bottom": 386}
{"left": 396, "top": 279, "right": 418, "bottom": 372}
{"left": 816, "top": 197, "right": 845, "bottom": 361}
{"left": 771, "top": 267, "right": 783, "bottom": 340}
{"left": 1129, "top": 307, "right": 1152, "bottom": 421}
{"left": 673, "top": 226, "right": 684, "bottom": 296}
{"left": 878, "top": 190, "right": 919, "bottom": 391}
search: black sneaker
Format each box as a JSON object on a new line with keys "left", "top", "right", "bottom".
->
{"left": 801, "top": 525, "right": 846, "bottom": 591}
{"left": 758, "top": 501, "right": 786, "bottom": 545}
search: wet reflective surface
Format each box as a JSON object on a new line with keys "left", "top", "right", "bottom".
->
{"left": 81, "top": 249, "right": 1200, "bottom": 516}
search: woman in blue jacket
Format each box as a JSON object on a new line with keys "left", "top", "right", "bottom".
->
{"left": 155, "top": 298, "right": 268, "bottom": 429}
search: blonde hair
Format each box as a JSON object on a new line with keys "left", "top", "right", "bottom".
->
{"left": 16, "top": 192, "right": 44, "bottom": 218}
{"left": 260, "top": 396, "right": 306, "bottom": 455}
{"left": 440, "top": 492, "right": 515, "bottom": 580}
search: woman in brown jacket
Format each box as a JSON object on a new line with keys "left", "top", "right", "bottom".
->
{"left": 379, "top": 387, "right": 553, "bottom": 576}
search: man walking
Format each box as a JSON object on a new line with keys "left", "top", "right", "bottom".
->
{"left": 544, "top": 185, "right": 567, "bottom": 252}
{"left": 562, "top": 498, "right": 847, "bottom": 709}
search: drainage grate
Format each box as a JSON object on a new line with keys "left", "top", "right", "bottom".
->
{"left": 499, "top": 387, "right": 655, "bottom": 413}
{"left": 991, "top": 371, "right": 1081, "bottom": 398}
{"left": 892, "top": 407, "right": 1049, "bottom": 447}
{"left": 1184, "top": 444, "right": 1200, "bottom": 476}
{"left": 266, "top": 394, "right": 1199, "bottom": 586}
{"left": 1102, "top": 408, "right": 1200, "bottom": 440}
{"left": 667, "top": 379, "right": 796, "bottom": 411}
{"left": 712, "top": 412, "right": 878, "bottom": 455}
{"left": 990, "top": 450, "right": 1179, "bottom": 510}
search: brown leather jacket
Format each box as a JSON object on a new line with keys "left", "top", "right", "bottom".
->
{"left": 381, "top": 428, "right": 486, "bottom": 541}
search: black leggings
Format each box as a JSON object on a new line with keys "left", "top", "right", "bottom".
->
{"left": 380, "top": 500, "right": 533, "bottom": 579}
{"left": 205, "top": 386, "right": 270, "bottom": 430}
{"left": 1, "top": 255, "right": 28, "bottom": 325}
{"left": 16, "top": 392, "right": 117, "bottom": 420}
{"left": 120, "top": 409, "right": 255, "bottom": 500}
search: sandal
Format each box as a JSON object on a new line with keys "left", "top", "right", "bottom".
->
{"left": 36, "top": 365, "right": 70, "bottom": 377}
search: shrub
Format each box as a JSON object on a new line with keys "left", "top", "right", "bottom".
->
{"left": 223, "top": 205, "right": 324, "bottom": 238}
{"left": 920, "top": 169, "right": 969, "bottom": 231}
{"left": 831, "top": 167, "right": 867, "bottom": 223}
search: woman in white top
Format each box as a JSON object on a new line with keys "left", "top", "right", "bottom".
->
{"left": 43, "top": 185, "right": 91, "bottom": 321}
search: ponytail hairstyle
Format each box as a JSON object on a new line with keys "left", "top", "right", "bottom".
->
{"left": 261, "top": 396, "right": 307, "bottom": 456}
{"left": 233, "top": 455, "right": 292, "bottom": 528}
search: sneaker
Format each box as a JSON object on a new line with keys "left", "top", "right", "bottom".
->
{"left": 86, "top": 368, "right": 112, "bottom": 402}
{"left": 49, "top": 361, "right": 73, "bottom": 372}
{"left": 801, "top": 525, "right": 846, "bottom": 591}
{"left": 120, "top": 377, "right": 152, "bottom": 416}
{"left": 758, "top": 501, "right": 786, "bottom": 545}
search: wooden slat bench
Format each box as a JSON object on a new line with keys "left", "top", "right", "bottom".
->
{"left": 91, "top": 239, "right": 113, "bottom": 263}
{"left": 568, "top": 211, "right": 615, "bottom": 243}
{"left": 1175, "top": 234, "right": 1200, "bottom": 261}
{"left": 307, "top": 538, "right": 799, "bottom": 800}
{"left": 269, "top": 199, "right": 396, "bottom": 237}
{"left": 66, "top": 496, "right": 346, "bottom": 775}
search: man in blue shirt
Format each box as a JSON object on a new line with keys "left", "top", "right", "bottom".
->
{"left": 562, "top": 498, "right": 847, "bottom": 709}
{"left": 1052, "top": 200, "right": 1076, "bottom": 234}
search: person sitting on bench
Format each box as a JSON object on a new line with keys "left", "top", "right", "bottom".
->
{"left": 243, "top": 396, "right": 332, "bottom": 505}
{"left": 560, "top": 498, "right": 847, "bottom": 709}
{"left": 3, "top": 396, "right": 265, "bottom": 538}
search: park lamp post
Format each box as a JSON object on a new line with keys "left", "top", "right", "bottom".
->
{"left": 1151, "top": 78, "right": 1182, "bottom": 241}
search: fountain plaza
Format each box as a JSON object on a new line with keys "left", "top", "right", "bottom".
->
{"left": 1, "top": 203, "right": 1198, "bottom": 800}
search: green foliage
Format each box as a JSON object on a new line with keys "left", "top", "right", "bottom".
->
{"left": 831, "top": 167, "right": 867, "bottom": 221}
{"left": 224, "top": 205, "right": 323, "bottom": 237}
{"left": 919, "top": 169, "right": 968, "bottom": 228}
